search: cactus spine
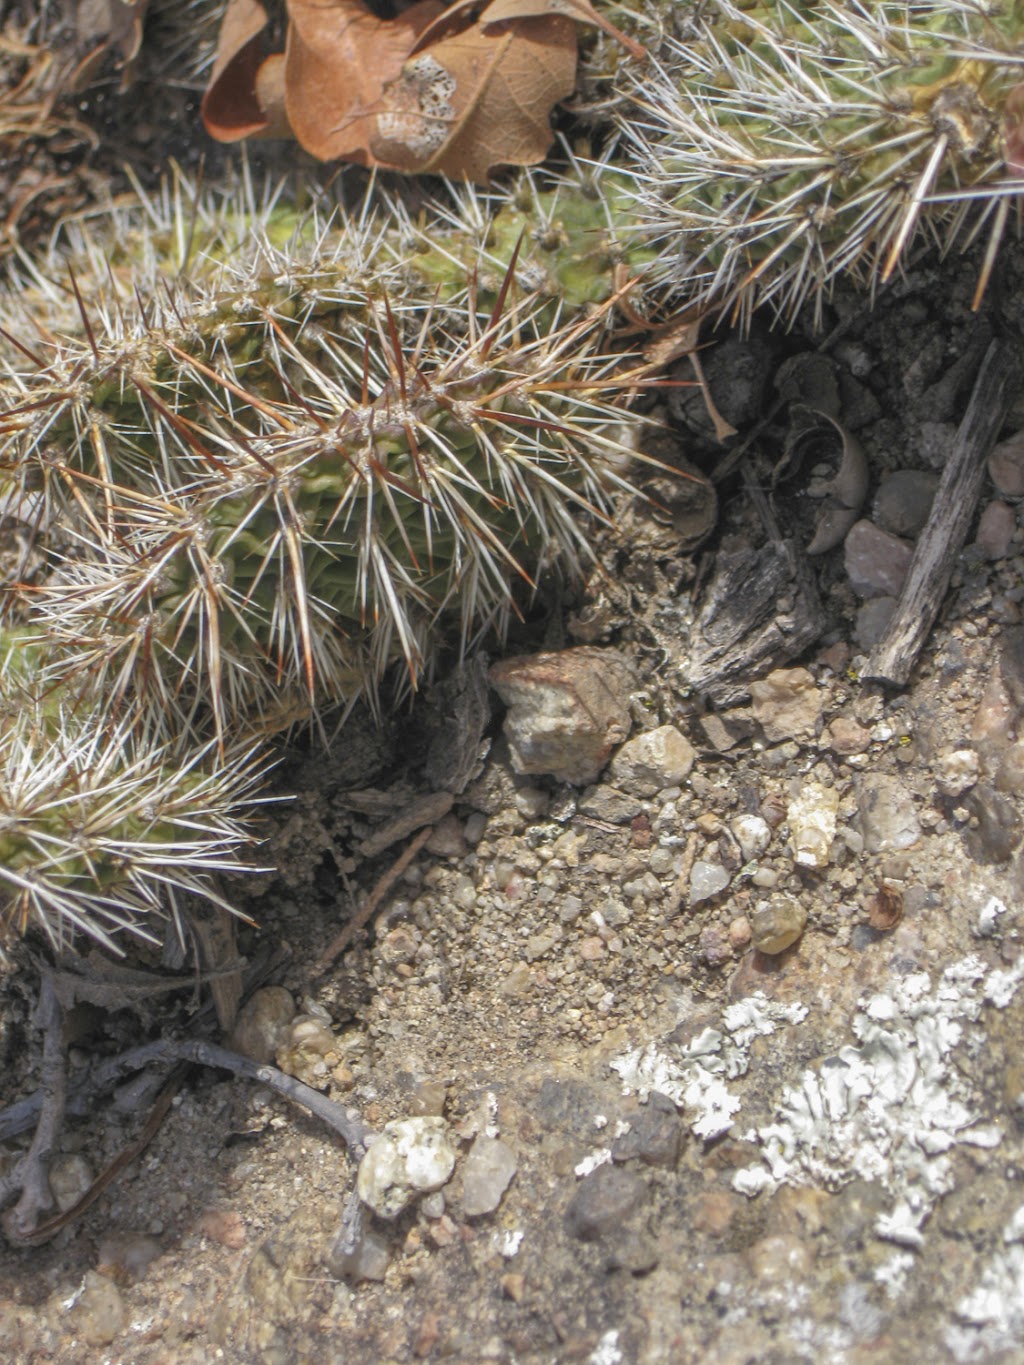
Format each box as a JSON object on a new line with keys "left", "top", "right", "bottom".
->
{"left": 620, "top": 0, "right": 1024, "bottom": 323}
{"left": 0, "top": 166, "right": 652, "bottom": 953}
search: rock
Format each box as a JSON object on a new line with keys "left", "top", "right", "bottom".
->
{"left": 964, "top": 784, "right": 1023, "bottom": 864}
{"left": 48, "top": 1153, "right": 93, "bottom": 1212}
{"left": 489, "top": 647, "right": 635, "bottom": 785}
{"left": 424, "top": 814, "right": 468, "bottom": 858}
{"left": 873, "top": 470, "right": 939, "bottom": 538}
{"left": 970, "top": 666, "right": 1016, "bottom": 748}
{"left": 577, "top": 785, "right": 644, "bottom": 824}
{"left": 854, "top": 597, "right": 898, "bottom": 650}
{"left": 933, "top": 749, "right": 980, "bottom": 798}
{"left": 730, "top": 814, "right": 771, "bottom": 862}
{"left": 698, "top": 710, "right": 757, "bottom": 752}
{"left": 750, "top": 896, "right": 807, "bottom": 955}
{"left": 787, "top": 781, "right": 839, "bottom": 868}
{"left": 611, "top": 1093, "right": 682, "bottom": 1169}
{"left": 728, "top": 916, "right": 752, "bottom": 950}
{"left": 327, "top": 1223, "right": 392, "bottom": 1283}
{"left": 824, "top": 716, "right": 871, "bottom": 755}
{"left": 844, "top": 521, "right": 914, "bottom": 599}
{"left": 565, "top": 1165, "right": 647, "bottom": 1242}
{"left": 460, "top": 1136, "right": 518, "bottom": 1217}
{"left": 96, "top": 1232, "right": 164, "bottom": 1283}
{"left": 356, "top": 1118, "right": 457, "bottom": 1219}
{"left": 196, "top": 1209, "right": 247, "bottom": 1250}
{"left": 609, "top": 725, "right": 696, "bottom": 795}
{"left": 975, "top": 500, "right": 1015, "bottom": 560}
{"left": 749, "top": 668, "right": 822, "bottom": 743}
{"left": 989, "top": 428, "right": 1024, "bottom": 497}
{"left": 70, "top": 1271, "right": 126, "bottom": 1348}
{"left": 689, "top": 860, "right": 730, "bottom": 904}
{"left": 227, "top": 987, "right": 296, "bottom": 1066}
{"left": 699, "top": 924, "right": 733, "bottom": 966}
{"left": 995, "top": 740, "right": 1024, "bottom": 794}
{"left": 276, "top": 1014, "right": 341, "bottom": 1089}
{"left": 856, "top": 774, "right": 921, "bottom": 853}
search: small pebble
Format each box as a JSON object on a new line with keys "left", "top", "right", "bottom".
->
{"left": 975, "top": 500, "right": 1016, "bottom": 560}
{"left": 460, "top": 1136, "right": 518, "bottom": 1217}
{"left": 565, "top": 1165, "right": 647, "bottom": 1242}
{"left": 328, "top": 1224, "right": 391, "bottom": 1283}
{"left": 824, "top": 716, "right": 871, "bottom": 755}
{"left": 964, "top": 784, "right": 1023, "bottom": 864}
{"left": 699, "top": 924, "right": 732, "bottom": 967}
{"left": 844, "top": 520, "right": 913, "bottom": 598}
{"left": 489, "top": 647, "right": 635, "bottom": 785}
{"left": 873, "top": 469, "right": 939, "bottom": 538}
{"left": 750, "top": 896, "right": 807, "bottom": 956}
{"left": 356, "top": 1118, "right": 457, "bottom": 1219}
{"left": 196, "top": 1209, "right": 246, "bottom": 1251}
{"left": 856, "top": 774, "right": 921, "bottom": 853}
{"left": 689, "top": 860, "right": 730, "bottom": 904}
{"left": 96, "top": 1232, "right": 164, "bottom": 1283}
{"left": 933, "top": 749, "right": 980, "bottom": 798}
{"left": 730, "top": 814, "right": 771, "bottom": 862}
{"left": 749, "top": 668, "right": 822, "bottom": 743}
{"left": 728, "top": 916, "right": 752, "bottom": 949}
{"left": 227, "top": 987, "right": 297, "bottom": 1066}
{"left": 611, "top": 1093, "right": 681, "bottom": 1169}
{"left": 608, "top": 724, "right": 696, "bottom": 795}
{"left": 989, "top": 428, "right": 1024, "bottom": 496}
{"left": 69, "top": 1271, "right": 125, "bottom": 1348}
{"left": 787, "top": 781, "right": 839, "bottom": 868}
{"left": 48, "top": 1154, "right": 93, "bottom": 1212}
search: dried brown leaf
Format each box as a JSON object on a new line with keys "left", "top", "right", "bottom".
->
{"left": 412, "top": 0, "right": 645, "bottom": 61}
{"left": 371, "top": 14, "right": 577, "bottom": 181}
{"left": 284, "top": 0, "right": 444, "bottom": 164}
{"left": 201, "top": 0, "right": 289, "bottom": 142}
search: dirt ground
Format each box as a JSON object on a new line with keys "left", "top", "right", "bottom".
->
{"left": 6, "top": 6, "right": 1024, "bottom": 1364}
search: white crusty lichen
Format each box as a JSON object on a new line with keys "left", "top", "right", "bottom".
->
{"left": 946, "top": 1205, "right": 1024, "bottom": 1360}
{"left": 732, "top": 956, "right": 1024, "bottom": 1250}
{"left": 610, "top": 992, "right": 809, "bottom": 1141}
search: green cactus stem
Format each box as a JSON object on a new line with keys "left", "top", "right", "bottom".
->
{"left": 621, "top": 0, "right": 1024, "bottom": 324}
{"left": 0, "top": 630, "right": 266, "bottom": 956}
{"left": 0, "top": 168, "right": 655, "bottom": 743}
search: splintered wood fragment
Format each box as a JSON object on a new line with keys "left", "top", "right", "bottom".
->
{"left": 686, "top": 537, "right": 826, "bottom": 705}
{"left": 865, "top": 340, "right": 1021, "bottom": 686}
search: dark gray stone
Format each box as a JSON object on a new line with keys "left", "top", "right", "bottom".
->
{"left": 565, "top": 1165, "right": 647, "bottom": 1243}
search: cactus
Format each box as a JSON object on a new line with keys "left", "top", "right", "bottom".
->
{"left": 619, "top": 0, "right": 1024, "bottom": 324}
{"left": 0, "top": 629, "right": 265, "bottom": 956}
{"left": 0, "top": 166, "right": 652, "bottom": 748}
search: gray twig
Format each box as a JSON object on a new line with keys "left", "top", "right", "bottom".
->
{"left": 865, "top": 339, "right": 1021, "bottom": 686}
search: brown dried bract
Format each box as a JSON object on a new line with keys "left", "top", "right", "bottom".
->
{"left": 864, "top": 882, "right": 904, "bottom": 932}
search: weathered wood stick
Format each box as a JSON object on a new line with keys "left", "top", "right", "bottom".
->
{"left": 865, "top": 339, "right": 1021, "bottom": 686}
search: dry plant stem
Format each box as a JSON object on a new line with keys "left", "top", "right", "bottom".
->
{"left": 0, "top": 942, "right": 291, "bottom": 1144}
{"left": 865, "top": 339, "right": 1021, "bottom": 686}
{"left": 9, "top": 1065, "right": 189, "bottom": 1247}
{"left": 0, "top": 973, "right": 64, "bottom": 1240}
{"left": 2, "top": 1038, "right": 377, "bottom": 1244}
{"left": 316, "top": 822, "right": 436, "bottom": 971}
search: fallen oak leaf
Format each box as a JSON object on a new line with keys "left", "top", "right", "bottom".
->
{"left": 202, "top": 0, "right": 290, "bottom": 142}
{"left": 284, "top": 0, "right": 444, "bottom": 164}
{"left": 371, "top": 14, "right": 577, "bottom": 181}
{"left": 411, "top": 0, "right": 646, "bottom": 62}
